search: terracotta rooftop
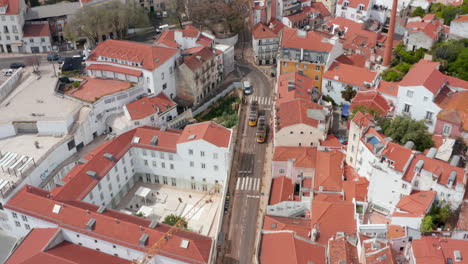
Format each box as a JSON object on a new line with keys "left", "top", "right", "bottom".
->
{"left": 350, "top": 90, "right": 390, "bottom": 117}
{"left": 352, "top": 111, "right": 374, "bottom": 128}
{"left": 406, "top": 16, "right": 442, "bottom": 40}
{"left": 328, "top": 234, "right": 359, "bottom": 264}
{"left": 156, "top": 30, "right": 179, "bottom": 48}
{"left": 435, "top": 90, "right": 468, "bottom": 131}
{"left": 314, "top": 150, "right": 345, "bottom": 192}
{"left": 87, "top": 40, "right": 178, "bottom": 71}
{"left": 183, "top": 47, "right": 216, "bottom": 72}
{"left": 335, "top": 54, "right": 367, "bottom": 68}
{"left": 273, "top": 147, "right": 317, "bottom": 168}
{"left": 0, "top": 0, "right": 19, "bottom": 14}
{"left": 337, "top": 0, "right": 370, "bottom": 9}
{"left": 342, "top": 177, "right": 369, "bottom": 202}
{"left": 66, "top": 77, "right": 132, "bottom": 103}
{"left": 456, "top": 202, "right": 468, "bottom": 230}
{"left": 125, "top": 93, "right": 176, "bottom": 120}
{"left": 23, "top": 23, "right": 51, "bottom": 38}
{"left": 310, "top": 200, "right": 356, "bottom": 245}
{"left": 252, "top": 23, "right": 278, "bottom": 39}
{"left": 277, "top": 72, "right": 315, "bottom": 105}
{"left": 387, "top": 225, "right": 406, "bottom": 239}
{"left": 263, "top": 216, "right": 312, "bottom": 239}
{"left": 177, "top": 121, "right": 231, "bottom": 148}
{"left": 269, "top": 176, "right": 294, "bottom": 205}
{"left": 362, "top": 239, "right": 396, "bottom": 264}
{"left": 402, "top": 153, "right": 464, "bottom": 188}
{"left": 380, "top": 141, "right": 414, "bottom": 172}
{"left": 268, "top": 19, "right": 285, "bottom": 35}
{"left": 399, "top": 60, "right": 446, "bottom": 94}
{"left": 393, "top": 190, "right": 436, "bottom": 218}
{"left": 308, "top": 2, "right": 331, "bottom": 17}
{"left": 324, "top": 62, "right": 377, "bottom": 87}
{"left": 6, "top": 186, "right": 213, "bottom": 263}
{"left": 5, "top": 228, "right": 129, "bottom": 264}
{"left": 453, "top": 14, "right": 468, "bottom": 22}
{"left": 281, "top": 27, "right": 334, "bottom": 52}
{"left": 320, "top": 135, "right": 342, "bottom": 148}
{"left": 276, "top": 99, "right": 325, "bottom": 129}
{"left": 284, "top": 10, "right": 309, "bottom": 24}
{"left": 377, "top": 80, "right": 399, "bottom": 97}
{"left": 260, "top": 232, "right": 326, "bottom": 264}
{"left": 412, "top": 237, "right": 468, "bottom": 264}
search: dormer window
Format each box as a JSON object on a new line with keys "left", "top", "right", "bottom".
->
{"left": 343, "top": 1, "right": 349, "bottom": 6}
{"left": 358, "top": 4, "right": 365, "bottom": 10}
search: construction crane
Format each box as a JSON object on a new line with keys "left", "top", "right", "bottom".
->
{"left": 133, "top": 184, "right": 222, "bottom": 264}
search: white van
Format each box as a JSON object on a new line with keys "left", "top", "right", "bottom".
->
{"left": 243, "top": 80, "right": 252, "bottom": 95}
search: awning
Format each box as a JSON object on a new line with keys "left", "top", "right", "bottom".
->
{"left": 135, "top": 186, "right": 151, "bottom": 199}
{"left": 342, "top": 104, "right": 350, "bottom": 117}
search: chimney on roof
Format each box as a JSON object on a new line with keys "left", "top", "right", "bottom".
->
{"left": 86, "top": 209, "right": 90, "bottom": 215}
{"left": 87, "top": 218, "right": 96, "bottom": 231}
{"left": 86, "top": 171, "right": 98, "bottom": 179}
{"left": 404, "top": 141, "right": 415, "bottom": 150}
{"left": 103, "top": 153, "right": 115, "bottom": 162}
{"left": 426, "top": 148, "right": 437, "bottom": 158}
{"left": 450, "top": 155, "right": 460, "bottom": 167}
{"left": 139, "top": 233, "right": 149, "bottom": 246}
{"left": 383, "top": 0, "right": 398, "bottom": 66}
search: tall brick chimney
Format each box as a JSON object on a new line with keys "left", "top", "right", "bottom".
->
{"left": 383, "top": 0, "right": 398, "bottom": 66}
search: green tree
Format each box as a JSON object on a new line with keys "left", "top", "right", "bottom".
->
{"left": 439, "top": 205, "right": 452, "bottom": 223}
{"left": 411, "top": 7, "right": 426, "bottom": 17}
{"left": 188, "top": 0, "right": 245, "bottom": 35}
{"left": 421, "top": 215, "right": 434, "bottom": 232}
{"left": 433, "top": 39, "right": 465, "bottom": 62}
{"left": 378, "top": 116, "right": 434, "bottom": 151}
{"left": 163, "top": 214, "right": 188, "bottom": 229}
{"left": 64, "top": 1, "right": 149, "bottom": 47}
{"left": 394, "top": 62, "right": 412, "bottom": 74}
{"left": 381, "top": 68, "right": 404, "bottom": 81}
{"left": 350, "top": 106, "right": 380, "bottom": 120}
{"left": 341, "top": 85, "right": 357, "bottom": 102}
{"left": 448, "top": 48, "right": 468, "bottom": 81}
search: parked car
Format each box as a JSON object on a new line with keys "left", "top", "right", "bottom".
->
{"left": 9, "top": 63, "right": 25, "bottom": 69}
{"left": 47, "top": 53, "right": 61, "bottom": 61}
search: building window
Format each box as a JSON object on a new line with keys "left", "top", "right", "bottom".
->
{"left": 142, "top": 149, "right": 147, "bottom": 156}
{"left": 191, "top": 183, "right": 196, "bottom": 190}
{"left": 351, "top": 146, "right": 355, "bottom": 152}
{"left": 279, "top": 168, "right": 285, "bottom": 173}
{"left": 201, "top": 163, "right": 206, "bottom": 169}
{"left": 15, "top": 221, "right": 21, "bottom": 227}
{"left": 283, "top": 62, "right": 287, "bottom": 67}
{"left": 89, "top": 192, "right": 94, "bottom": 200}
{"left": 200, "top": 151, "right": 205, "bottom": 157}
{"left": 155, "top": 175, "right": 159, "bottom": 183}
{"left": 316, "top": 66, "right": 320, "bottom": 71}
{"left": 423, "top": 96, "right": 428, "bottom": 101}
{"left": 189, "top": 149, "right": 193, "bottom": 155}
{"left": 25, "top": 224, "right": 30, "bottom": 230}
{"left": 160, "top": 152, "right": 165, "bottom": 159}
{"left": 161, "top": 162, "right": 165, "bottom": 169}
{"left": 406, "top": 90, "right": 414, "bottom": 98}
{"left": 315, "top": 75, "right": 319, "bottom": 81}
{"left": 151, "top": 151, "right": 156, "bottom": 158}
{"left": 443, "top": 124, "right": 452, "bottom": 136}
{"left": 162, "top": 83, "right": 167, "bottom": 90}
{"left": 290, "top": 131, "right": 293, "bottom": 134}
{"left": 152, "top": 161, "right": 157, "bottom": 167}
{"left": 403, "top": 104, "right": 411, "bottom": 113}
{"left": 171, "top": 178, "right": 176, "bottom": 186}
{"left": 12, "top": 212, "right": 17, "bottom": 219}
{"left": 15, "top": 35, "right": 18, "bottom": 40}
{"left": 144, "top": 160, "right": 148, "bottom": 166}
{"left": 213, "top": 153, "right": 218, "bottom": 159}
{"left": 163, "top": 176, "right": 168, "bottom": 184}
{"left": 146, "top": 174, "right": 151, "bottom": 182}
{"left": 202, "top": 184, "right": 208, "bottom": 191}
{"left": 168, "top": 154, "right": 173, "bottom": 160}
{"left": 41, "top": 38, "right": 45, "bottom": 42}
{"left": 98, "top": 183, "right": 102, "bottom": 191}
{"left": 214, "top": 165, "right": 219, "bottom": 171}
{"left": 190, "top": 161, "right": 194, "bottom": 167}
{"left": 170, "top": 164, "right": 174, "bottom": 170}
{"left": 161, "top": 72, "right": 164, "bottom": 80}
{"left": 169, "top": 66, "right": 173, "bottom": 74}
{"left": 402, "top": 184, "right": 407, "bottom": 189}
{"left": 100, "top": 193, "right": 104, "bottom": 200}
{"left": 425, "top": 111, "right": 433, "bottom": 121}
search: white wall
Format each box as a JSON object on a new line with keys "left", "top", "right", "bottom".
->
{"left": 395, "top": 85, "right": 441, "bottom": 133}
{"left": 404, "top": 31, "right": 435, "bottom": 51}
{"left": 274, "top": 123, "right": 327, "bottom": 147}
{"left": 450, "top": 21, "right": 468, "bottom": 39}
{"left": 0, "top": 123, "right": 17, "bottom": 139}
{"left": 391, "top": 216, "right": 422, "bottom": 230}
{"left": 322, "top": 78, "right": 360, "bottom": 105}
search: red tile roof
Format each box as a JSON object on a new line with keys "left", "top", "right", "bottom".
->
{"left": 335, "top": 54, "right": 367, "bottom": 68}
{"left": 324, "top": 62, "right": 377, "bottom": 86}
{"left": 86, "top": 64, "right": 143, "bottom": 77}
{"left": 281, "top": 27, "right": 334, "bottom": 52}
{"left": 269, "top": 176, "right": 294, "bottom": 205}
{"left": 277, "top": 72, "right": 315, "bottom": 105}
{"left": 412, "top": 237, "right": 468, "bottom": 264}
{"left": 6, "top": 228, "right": 130, "bottom": 264}
{"left": 66, "top": 77, "right": 132, "bottom": 103}
{"left": 453, "top": 14, "right": 468, "bottom": 22}
{"left": 350, "top": 90, "right": 390, "bottom": 117}
{"left": 337, "top": 0, "right": 370, "bottom": 9}
{"left": 268, "top": 19, "right": 285, "bottom": 35}
{"left": 402, "top": 153, "right": 464, "bottom": 187}
{"left": 342, "top": 177, "right": 369, "bottom": 202}
{"left": 180, "top": 25, "right": 199, "bottom": 38}
{"left": 177, "top": 121, "right": 231, "bottom": 148}
{"left": 456, "top": 202, "right": 468, "bottom": 230}
{"left": 263, "top": 216, "right": 311, "bottom": 239}
{"left": 310, "top": 200, "right": 356, "bottom": 245}
{"left": 399, "top": 60, "right": 445, "bottom": 94}
{"left": 23, "top": 23, "right": 51, "bottom": 38}
{"left": 125, "top": 93, "right": 176, "bottom": 120}
{"left": 273, "top": 147, "right": 317, "bottom": 168}
{"left": 314, "top": 150, "right": 345, "bottom": 192}
{"left": 87, "top": 40, "right": 178, "bottom": 71}
{"left": 183, "top": 47, "right": 216, "bottom": 72}
{"left": 284, "top": 10, "right": 309, "bottom": 24}
{"left": 182, "top": 46, "right": 205, "bottom": 55}
{"left": 308, "top": 2, "right": 331, "bottom": 18}
{"left": 363, "top": 239, "right": 396, "bottom": 264}
{"left": 156, "top": 30, "right": 179, "bottom": 48}
{"left": 328, "top": 234, "right": 359, "bottom": 264}
{"left": 5, "top": 187, "right": 213, "bottom": 264}
{"left": 0, "top": 0, "right": 19, "bottom": 14}
{"left": 320, "top": 135, "right": 342, "bottom": 148}
{"left": 377, "top": 80, "right": 399, "bottom": 97}
{"left": 392, "top": 190, "right": 436, "bottom": 217}
{"left": 387, "top": 225, "right": 406, "bottom": 239}
{"left": 276, "top": 99, "right": 325, "bottom": 129}
{"left": 435, "top": 90, "right": 468, "bottom": 130}
{"left": 252, "top": 23, "right": 278, "bottom": 39}
{"left": 406, "top": 16, "right": 442, "bottom": 40}
{"left": 260, "top": 232, "right": 326, "bottom": 264}
{"left": 351, "top": 111, "right": 374, "bottom": 127}
{"left": 380, "top": 142, "right": 414, "bottom": 172}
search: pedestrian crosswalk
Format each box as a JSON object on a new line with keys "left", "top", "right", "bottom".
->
{"left": 248, "top": 95, "right": 273, "bottom": 106}
{"left": 236, "top": 177, "right": 261, "bottom": 192}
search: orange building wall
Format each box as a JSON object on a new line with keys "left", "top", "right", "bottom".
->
{"left": 279, "top": 60, "right": 325, "bottom": 90}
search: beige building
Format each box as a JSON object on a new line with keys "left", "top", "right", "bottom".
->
{"left": 175, "top": 47, "right": 221, "bottom": 107}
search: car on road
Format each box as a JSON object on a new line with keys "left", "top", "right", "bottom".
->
{"left": 243, "top": 80, "right": 252, "bottom": 95}
{"left": 9, "top": 63, "right": 25, "bottom": 69}
{"left": 47, "top": 53, "right": 61, "bottom": 61}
